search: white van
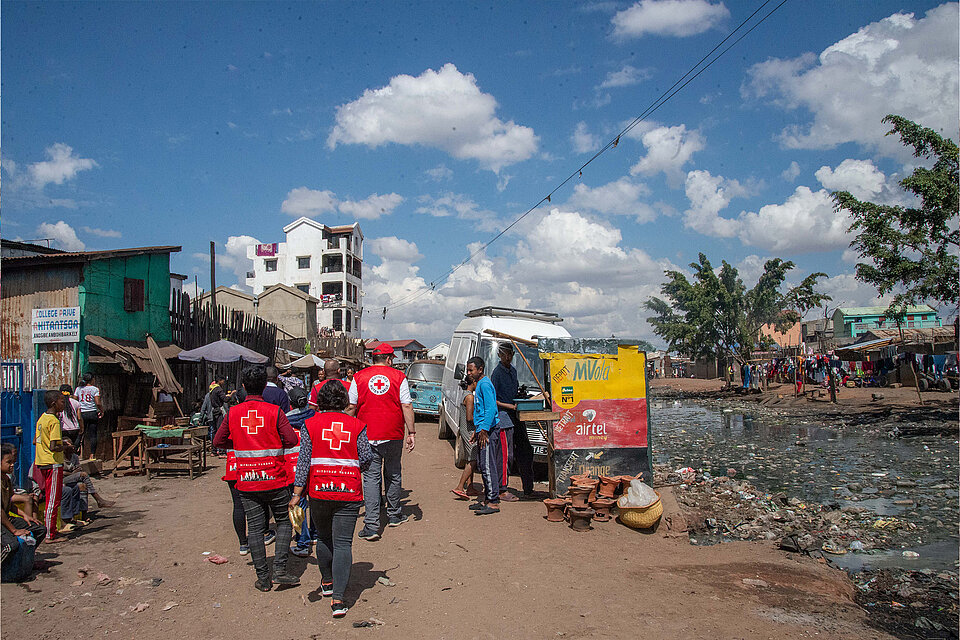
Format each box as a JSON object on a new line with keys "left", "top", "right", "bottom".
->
{"left": 439, "top": 307, "right": 571, "bottom": 468}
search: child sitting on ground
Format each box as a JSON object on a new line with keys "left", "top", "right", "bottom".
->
{"left": 2, "top": 443, "right": 47, "bottom": 582}
{"left": 62, "top": 437, "right": 114, "bottom": 522}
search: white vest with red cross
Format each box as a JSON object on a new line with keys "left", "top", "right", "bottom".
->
{"left": 304, "top": 412, "right": 365, "bottom": 502}
{"left": 229, "top": 400, "right": 288, "bottom": 492}
{"left": 354, "top": 366, "right": 406, "bottom": 441}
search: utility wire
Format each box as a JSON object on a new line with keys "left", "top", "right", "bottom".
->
{"left": 377, "top": 0, "right": 788, "bottom": 316}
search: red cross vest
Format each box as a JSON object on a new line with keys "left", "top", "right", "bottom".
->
{"left": 304, "top": 412, "right": 365, "bottom": 502}
{"left": 284, "top": 428, "right": 301, "bottom": 481}
{"left": 309, "top": 378, "right": 345, "bottom": 406}
{"left": 222, "top": 449, "right": 238, "bottom": 482}
{"left": 229, "top": 400, "right": 288, "bottom": 492}
{"left": 354, "top": 366, "right": 406, "bottom": 440}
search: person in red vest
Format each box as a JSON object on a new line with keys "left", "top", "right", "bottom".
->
{"left": 214, "top": 365, "right": 300, "bottom": 592}
{"left": 309, "top": 359, "right": 343, "bottom": 409}
{"left": 289, "top": 380, "right": 371, "bottom": 618}
{"left": 346, "top": 343, "right": 415, "bottom": 541}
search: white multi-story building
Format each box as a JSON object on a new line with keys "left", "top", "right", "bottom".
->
{"left": 246, "top": 217, "right": 363, "bottom": 338}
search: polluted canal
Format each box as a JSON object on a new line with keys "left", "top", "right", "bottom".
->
{"left": 650, "top": 399, "right": 959, "bottom": 571}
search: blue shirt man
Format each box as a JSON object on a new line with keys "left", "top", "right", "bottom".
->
{"left": 466, "top": 357, "right": 501, "bottom": 514}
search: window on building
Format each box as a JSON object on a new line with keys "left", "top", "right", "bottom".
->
{"left": 297, "top": 256, "right": 310, "bottom": 269}
{"left": 265, "top": 259, "right": 277, "bottom": 272}
{"left": 333, "top": 309, "right": 343, "bottom": 332}
{"left": 908, "top": 321, "right": 915, "bottom": 328}
{"left": 346, "top": 310, "right": 352, "bottom": 331}
{"left": 354, "top": 316, "right": 360, "bottom": 331}
{"left": 123, "top": 278, "right": 145, "bottom": 312}
{"left": 296, "top": 283, "right": 310, "bottom": 294}
{"left": 907, "top": 315, "right": 914, "bottom": 321}
{"left": 346, "top": 236, "right": 352, "bottom": 252}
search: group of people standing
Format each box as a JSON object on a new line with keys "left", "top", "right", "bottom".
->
{"left": 452, "top": 342, "right": 536, "bottom": 515}
{"left": 212, "top": 343, "right": 415, "bottom": 617}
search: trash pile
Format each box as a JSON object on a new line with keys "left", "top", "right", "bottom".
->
{"left": 853, "top": 568, "right": 959, "bottom": 639}
{"left": 655, "top": 465, "right": 932, "bottom": 553}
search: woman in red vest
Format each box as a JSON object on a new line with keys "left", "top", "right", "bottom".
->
{"left": 289, "top": 380, "right": 371, "bottom": 618}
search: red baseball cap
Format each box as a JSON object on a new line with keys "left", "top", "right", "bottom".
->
{"left": 372, "top": 343, "right": 395, "bottom": 356}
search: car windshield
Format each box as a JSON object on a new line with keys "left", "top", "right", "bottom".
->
{"left": 477, "top": 338, "right": 546, "bottom": 394}
{"left": 406, "top": 362, "right": 444, "bottom": 382}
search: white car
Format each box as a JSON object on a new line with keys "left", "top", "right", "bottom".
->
{"left": 438, "top": 306, "right": 571, "bottom": 468}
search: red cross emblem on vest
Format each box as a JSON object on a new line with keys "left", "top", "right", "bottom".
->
{"left": 369, "top": 374, "right": 390, "bottom": 396}
{"left": 322, "top": 421, "right": 351, "bottom": 450}
{"left": 240, "top": 410, "right": 264, "bottom": 435}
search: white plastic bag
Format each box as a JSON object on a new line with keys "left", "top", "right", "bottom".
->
{"left": 618, "top": 480, "right": 659, "bottom": 508}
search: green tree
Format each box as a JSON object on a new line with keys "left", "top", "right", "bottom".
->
{"left": 645, "top": 253, "right": 830, "bottom": 364}
{"left": 833, "top": 115, "right": 959, "bottom": 319}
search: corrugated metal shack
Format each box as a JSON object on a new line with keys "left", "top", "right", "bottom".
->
{"left": 1, "top": 241, "right": 181, "bottom": 458}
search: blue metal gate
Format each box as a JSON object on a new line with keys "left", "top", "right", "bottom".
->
{"left": 1, "top": 362, "right": 36, "bottom": 487}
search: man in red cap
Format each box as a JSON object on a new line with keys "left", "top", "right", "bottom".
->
{"left": 346, "top": 343, "right": 415, "bottom": 541}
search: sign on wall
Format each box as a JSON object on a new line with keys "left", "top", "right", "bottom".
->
{"left": 256, "top": 243, "right": 278, "bottom": 257}
{"left": 31, "top": 307, "right": 81, "bottom": 344}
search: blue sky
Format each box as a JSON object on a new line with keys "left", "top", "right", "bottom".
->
{"left": 3, "top": 1, "right": 958, "bottom": 346}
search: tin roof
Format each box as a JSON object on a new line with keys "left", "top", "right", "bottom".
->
{"left": 3, "top": 245, "right": 181, "bottom": 268}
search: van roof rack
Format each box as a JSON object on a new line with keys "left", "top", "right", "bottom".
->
{"left": 465, "top": 306, "right": 563, "bottom": 323}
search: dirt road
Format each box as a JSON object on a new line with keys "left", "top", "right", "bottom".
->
{"left": 2, "top": 421, "right": 893, "bottom": 639}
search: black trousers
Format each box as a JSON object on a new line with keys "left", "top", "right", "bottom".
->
{"left": 513, "top": 420, "right": 535, "bottom": 494}
{"left": 310, "top": 498, "right": 361, "bottom": 601}
{"left": 238, "top": 486, "right": 292, "bottom": 581}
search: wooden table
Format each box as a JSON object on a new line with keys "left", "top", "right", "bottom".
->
{"left": 182, "top": 425, "right": 208, "bottom": 470}
{"left": 111, "top": 429, "right": 146, "bottom": 477}
{"left": 145, "top": 443, "right": 203, "bottom": 480}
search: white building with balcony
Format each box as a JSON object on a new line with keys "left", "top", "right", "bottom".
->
{"left": 246, "top": 217, "right": 363, "bottom": 338}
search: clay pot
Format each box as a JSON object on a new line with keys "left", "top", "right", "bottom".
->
{"left": 543, "top": 498, "right": 567, "bottom": 522}
{"left": 567, "top": 485, "right": 592, "bottom": 509}
{"left": 575, "top": 478, "right": 599, "bottom": 503}
{"left": 569, "top": 474, "right": 592, "bottom": 486}
{"left": 567, "top": 507, "right": 595, "bottom": 532}
{"left": 598, "top": 476, "right": 620, "bottom": 498}
{"left": 590, "top": 498, "right": 616, "bottom": 522}
{"left": 618, "top": 475, "right": 636, "bottom": 494}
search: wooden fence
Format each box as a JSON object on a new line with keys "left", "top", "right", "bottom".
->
{"left": 277, "top": 335, "right": 366, "bottom": 361}
{"left": 170, "top": 292, "right": 279, "bottom": 409}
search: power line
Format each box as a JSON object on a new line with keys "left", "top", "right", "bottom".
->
{"left": 377, "top": 0, "right": 789, "bottom": 317}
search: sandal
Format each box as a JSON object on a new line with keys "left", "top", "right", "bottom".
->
{"left": 451, "top": 488, "right": 468, "bottom": 500}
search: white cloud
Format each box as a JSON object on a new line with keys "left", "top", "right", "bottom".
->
{"left": 611, "top": 0, "right": 729, "bottom": 39}
{"left": 27, "top": 143, "right": 98, "bottom": 189}
{"left": 425, "top": 164, "right": 453, "bottom": 181}
{"left": 415, "top": 192, "right": 500, "bottom": 231}
{"left": 566, "top": 177, "right": 656, "bottom": 221}
{"left": 737, "top": 186, "right": 849, "bottom": 254}
{"left": 598, "top": 64, "right": 651, "bottom": 88}
{"left": 572, "top": 121, "right": 601, "bottom": 153}
{"left": 281, "top": 187, "right": 338, "bottom": 217}
{"left": 369, "top": 236, "right": 423, "bottom": 263}
{"left": 682, "top": 170, "right": 746, "bottom": 237}
{"left": 360, "top": 209, "right": 674, "bottom": 345}
{"left": 338, "top": 193, "right": 404, "bottom": 220}
{"left": 629, "top": 124, "right": 704, "bottom": 185}
{"left": 814, "top": 159, "right": 885, "bottom": 200}
{"left": 327, "top": 63, "right": 538, "bottom": 172}
{"left": 36, "top": 221, "right": 85, "bottom": 251}
{"left": 221, "top": 235, "right": 261, "bottom": 284}
{"left": 81, "top": 226, "right": 121, "bottom": 238}
{"left": 781, "top": 161, "right": 801, "bottom": 182}
{"left": 743, "top": 5, "right": 959, "bottom": 155}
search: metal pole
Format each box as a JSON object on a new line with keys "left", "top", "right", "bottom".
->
{"left": 209, "top": 241, "right": 219, "bottom": 338}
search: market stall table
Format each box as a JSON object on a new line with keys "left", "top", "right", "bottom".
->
{"left": 138, "top": 425, "right": 204, "bottom": 480}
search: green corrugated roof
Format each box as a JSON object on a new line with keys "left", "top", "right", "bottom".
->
{"left": 835, "top": 304, "right": 936, "bottom": 316}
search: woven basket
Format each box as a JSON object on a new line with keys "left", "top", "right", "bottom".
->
{"left": 617, "top": 491, "right": 663, "bottom": 529}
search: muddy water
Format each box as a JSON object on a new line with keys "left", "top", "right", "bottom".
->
{"left": 650, "top": 399, "right": 959, "bottom": 570}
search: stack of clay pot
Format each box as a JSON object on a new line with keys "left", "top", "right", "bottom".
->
{"left": 545, "top": 473, "right": 643, "bottom": 529}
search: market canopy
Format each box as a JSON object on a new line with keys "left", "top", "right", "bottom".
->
{"left": 283, "top": 354, "right": 325, "bottom": 370}
{"left": 177, "top": 339, "right": 270, "bottom": 364}
{"left": 85, "top": 335, "right": 183, "bottom": 394}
